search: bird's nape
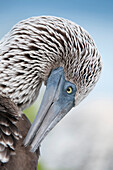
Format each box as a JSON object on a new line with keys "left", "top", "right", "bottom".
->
{"left": 24, "top": 67, "right": 77, "bottom": 152}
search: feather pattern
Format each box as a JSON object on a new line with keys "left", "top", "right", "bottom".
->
{"left": 0, "top": 16, "right": 102, "bottom": 109}
{"left": 0, "top": 95, "right": 22, "bottom": 163}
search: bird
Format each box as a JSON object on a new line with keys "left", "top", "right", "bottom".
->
{"left": 0, "top": 16, "right": 102, "bottom": 168}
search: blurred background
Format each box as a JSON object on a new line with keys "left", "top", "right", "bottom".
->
{"left": 0, "top": 0, "right": 113, "bottom": 169}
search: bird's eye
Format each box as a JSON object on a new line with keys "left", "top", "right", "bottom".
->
{"left": 66, "top": 86, "right": 73, "bottom": 94}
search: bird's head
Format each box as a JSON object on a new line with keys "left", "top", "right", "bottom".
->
{"left": 23, "top": 17, "right": 102, "bottom": 152}
{"left": 0, "top": 16, "right": 102, "bottom": 152}
{"left": 24, "top": 66, "right": 77, "bottom": 152}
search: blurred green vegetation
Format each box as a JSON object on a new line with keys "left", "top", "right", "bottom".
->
{"left": 24, "top": 103, "right": 37, "bottom": 123}
{"left": 37, "top": 163, "right": 46, "bottom": 170}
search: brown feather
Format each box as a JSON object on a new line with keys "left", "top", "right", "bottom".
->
{"left": 0, "top": 95, "right": 39, "bottom": 169}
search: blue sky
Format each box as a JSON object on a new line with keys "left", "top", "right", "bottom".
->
{"left": 0, "top": 0, "right": 113, "bottom": 101}
{"left": 0, "top": 0, "right": 113, "bottom": 36}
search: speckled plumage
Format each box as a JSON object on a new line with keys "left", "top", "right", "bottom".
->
{"left": 0, "top": 95, "right": 39, "bottom": 168}
{"left": 0, "top": 16, "right": 102, "bottom": 110}
{"left": 0, "top": 16, "right": 102, "bottom": 164}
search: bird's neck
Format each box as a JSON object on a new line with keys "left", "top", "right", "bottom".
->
{"left": 0, "top": 17, "right": 70, "bottom": 110}
{"left": 0, "top": 35, "right": 63, "bottom": 110}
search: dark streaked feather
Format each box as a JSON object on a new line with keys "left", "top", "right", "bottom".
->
{"left": 0, "top": 114, "right": 39, "bottom": 170}
{"left": 0, "top": 95, "right": 22, "bottom": 163}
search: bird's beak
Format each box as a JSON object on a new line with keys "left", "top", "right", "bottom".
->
{"left": 24, "top": 67, "right": 75, "bottom": 152}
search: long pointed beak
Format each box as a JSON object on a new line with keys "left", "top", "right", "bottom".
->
{"left": 24, "top": 67, "right": 75, "bottom": 152}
